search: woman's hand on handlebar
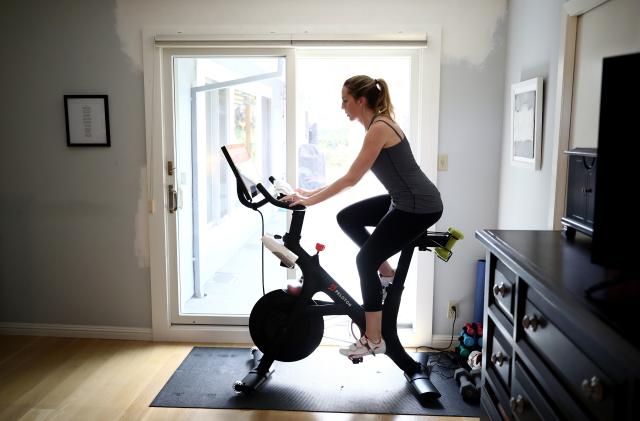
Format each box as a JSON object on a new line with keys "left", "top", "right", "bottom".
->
{"left": 282, "top": 192, "right": 313, "bottom": 208}
{"left": 280, "top": 185, "right": 327, "bottom": 207}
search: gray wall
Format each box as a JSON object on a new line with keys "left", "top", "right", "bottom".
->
{"left": 497, "top": 0, "right": 640, "bottom": 230}
{"left": 0, "top": 0, "right": 510, "bottom": 337}
{"left": 497, "top": 0, "right": 566, "bottom": 230}
{"left": 0, "top": 0, "right": 151, "bottom": 327}
{"left": 433, "top": 41, "right": 506, "bottom": 332}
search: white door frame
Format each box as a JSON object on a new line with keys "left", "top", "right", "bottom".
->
{"left": 142, "top": 30, "right": 442, "bottom": 345}
{"left": 548, "top": 0, "right": 610, "bottom": 229}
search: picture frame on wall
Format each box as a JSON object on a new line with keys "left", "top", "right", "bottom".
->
{"left": 511, "top": 77, "right": 542, "bottom": 169}
{"left": 64, "top": 95, "right": 111, "bottom": 147}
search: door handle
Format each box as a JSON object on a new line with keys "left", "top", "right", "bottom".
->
{"left": 168, "top": 184, "right": 178, "bottom": 213}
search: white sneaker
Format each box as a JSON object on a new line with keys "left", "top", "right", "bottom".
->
{"left": 339, "top": 335, "right": 386, "bottom": 358}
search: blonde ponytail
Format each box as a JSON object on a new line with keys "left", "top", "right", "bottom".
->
{"left": 343, "top": 75, "right": 395, "bottom": 119}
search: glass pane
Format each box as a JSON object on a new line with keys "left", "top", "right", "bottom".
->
{"left": 296, "top": 53, "right": 416, "bottom": 333}
{"left": 173, "top": 56, "right": 287, "bottom": 318}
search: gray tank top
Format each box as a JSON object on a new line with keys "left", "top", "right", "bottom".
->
{"left": 370, "top": 120, "right": 443, "bottom": 214}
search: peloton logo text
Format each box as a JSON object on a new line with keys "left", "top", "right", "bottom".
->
{"left": 328, "top": 283, "right": 351, "bottom": 307}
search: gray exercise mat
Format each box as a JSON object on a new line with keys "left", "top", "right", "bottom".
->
{"left": 150, "top": 346, "right": 480, "bottom": 416}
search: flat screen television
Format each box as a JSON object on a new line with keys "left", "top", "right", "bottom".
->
{"left": 590, "top": 52, "right": 640, "bottom": 271}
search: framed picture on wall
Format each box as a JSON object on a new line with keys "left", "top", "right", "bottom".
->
{"left": 64, "top": 95, "right": 111, "bottom": 147}
{"left": 511, "top": 78, "right": 542, "bottom": 169}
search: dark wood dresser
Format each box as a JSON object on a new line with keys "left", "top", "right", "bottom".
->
{"left": 475, "top": 229, "right": 640, "bottom": 421}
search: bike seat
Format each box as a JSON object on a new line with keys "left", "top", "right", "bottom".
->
{"left": 414, "top": 228, "right": 464, "bottom": 262}
{"left": 414, "top": 230, "right": 448, "bottom": 250}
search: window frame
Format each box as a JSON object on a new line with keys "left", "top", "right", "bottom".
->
{"left": 144, "top": 33, "right": 443, "bottom": 346}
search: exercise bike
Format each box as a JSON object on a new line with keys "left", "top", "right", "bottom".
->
{"left": 221, "top": 145, "right": 464, "bottom": 403}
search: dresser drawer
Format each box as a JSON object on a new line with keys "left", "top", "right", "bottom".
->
{"left": 480, "top": 385, "right": 504, "bottom": 421}
{"left": 492, "top": 259, "right": 516, "bottom": 319}
{"left": 483, "top": 365, "right": 514, "bottom": 421}
{"left": 510, "top": 360, "right": 562, "bottom": 421}
{"left": 488, "top": 320, "right": 511, "bottom": 390}
{"left": 476, "top": 230, "right": 640, "bottom": 421}
{"left": 520, "top": 299, "right": 616, "bottom": 421}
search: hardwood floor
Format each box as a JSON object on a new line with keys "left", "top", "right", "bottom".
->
{"left": 0, "top": 335, "right": 478, "bottom": 421}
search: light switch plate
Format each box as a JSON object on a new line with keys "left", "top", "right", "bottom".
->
{"left": 438, "top": 154, "right": 448, "bottom": 171}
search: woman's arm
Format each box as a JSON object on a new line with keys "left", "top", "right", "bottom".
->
{"left": 295, "top": 186, "right": 326, "bottom": 196}
{"left": 285, "top": 125, "right": 388, "bottom": 207}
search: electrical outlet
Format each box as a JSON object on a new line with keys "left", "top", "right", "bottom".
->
{"left": 447, "top": 301, "right": 456, "bottom": 319}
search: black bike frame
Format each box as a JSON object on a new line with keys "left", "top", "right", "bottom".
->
{"left": 283, "top": 210, "right": 366, "bottom": 327}
{"left": 256, "top": 182, "right": 427, "bottom": 376}
{"left": 223, "top": 146, "right": 447, "bottom": 400}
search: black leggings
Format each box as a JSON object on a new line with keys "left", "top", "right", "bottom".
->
{"left": 336, "top": 195, "right": 442, "bottom": 312}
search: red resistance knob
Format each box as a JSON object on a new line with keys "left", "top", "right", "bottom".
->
{"left": 315, "top": 243, "right": 326, "bottom": 253}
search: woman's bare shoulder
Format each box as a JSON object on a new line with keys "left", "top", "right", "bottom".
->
{"left": 370, "top": 116, "right": 405, "bottom": 145}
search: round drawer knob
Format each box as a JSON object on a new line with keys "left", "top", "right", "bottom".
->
{"left": 491, "top": 351, "right": 507, "bottom": 367}
{"left": 581, "top": 376, "right": 604, "bottom": 402}
{"left": 522, "top": 314, "right": 540, "bottom": 331}
{"left": 493, "top": 282, "right": 510, "bottom": 297}
{"left": 509, "top": 394, "right": 526, "bottom": 414}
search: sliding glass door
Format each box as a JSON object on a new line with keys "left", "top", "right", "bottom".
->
{"left": 162, "top": 47, "right": 424, "bottom": 337}
{"left": 164, "top": 50, "right": 290, "bottom": 325}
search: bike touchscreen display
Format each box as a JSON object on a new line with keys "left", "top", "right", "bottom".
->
{"left": 221, "top": 144, "right": 263, "bottom": 199}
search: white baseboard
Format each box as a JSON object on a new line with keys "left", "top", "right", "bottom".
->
{"left": 0, "top": 323, "right": 455, "bottom": 349}
{"left": 428, "top": 334, "right": 456, "bottom": 350}
{"left": 0, "top": 322, "right": 152, "bottom": 341}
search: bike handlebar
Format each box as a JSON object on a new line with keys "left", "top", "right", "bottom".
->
{"left": 256, "top": 180, "right": 306, "bottom": 211}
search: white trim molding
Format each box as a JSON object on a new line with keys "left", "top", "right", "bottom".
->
{"left": 153, "top": 33, "right": 428, "bottom": 48}
{"left": 429, "top": 334, "right": 458, "bottom": 350}
{"left": 0, "top": 322, "right": 454, "bottom": 348}
{"left": 549, "top": 12, "right": 578, "bottom": 229}
{"left": 143, "top": 28, "right": 442, "bottom": 345}
{"left": 0, "top": 323, "right": 153, "bottom": 341}
{"left": 564, "top": 0, "right": 610, "bottom": 16}
{"left": 548, "top": 0, "right": 610, "bottom": 229}
{"left": 415, "top": 26, "right": 442, "bottom": 348}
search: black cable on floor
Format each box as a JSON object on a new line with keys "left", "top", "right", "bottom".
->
{"left": 426, "top": 351, "right": 459, "bottom": 380}
{"left": 416, "top": 306, "right": 458, "bottom": 352}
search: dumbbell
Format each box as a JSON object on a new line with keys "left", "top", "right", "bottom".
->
{"left": 454, "top": 367, "right": 481, "bottom": 401}
{"left": 434, "top": 227, "right": 464, "bottom": 262}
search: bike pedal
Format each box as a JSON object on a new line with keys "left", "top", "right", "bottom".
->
{"left": 350, "top": 357, "right": 363, "bottom": 364}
